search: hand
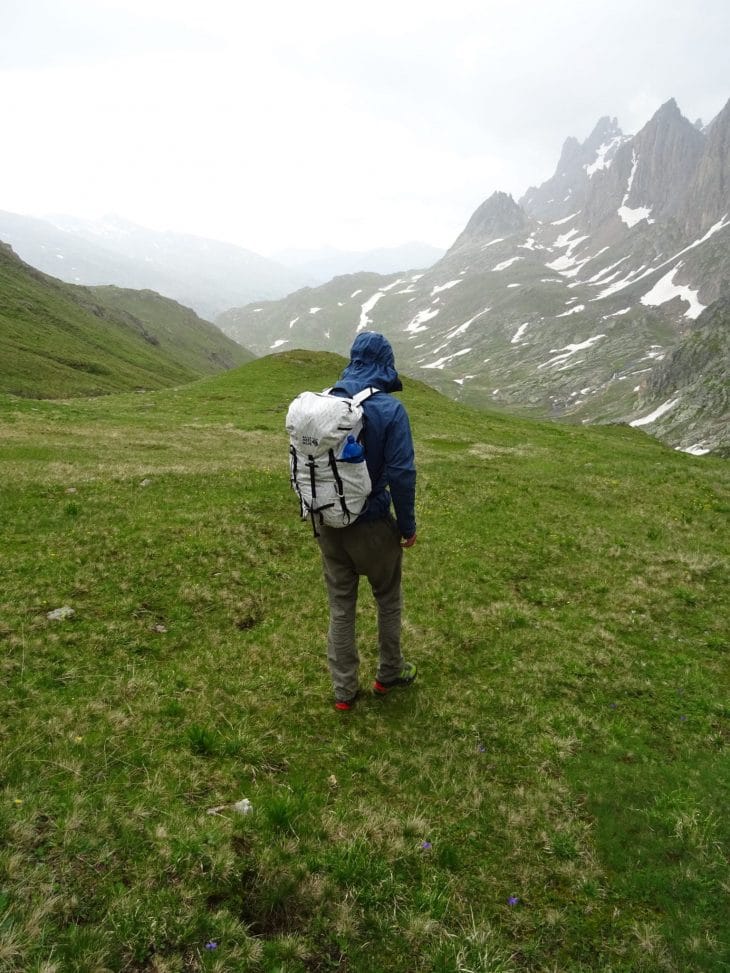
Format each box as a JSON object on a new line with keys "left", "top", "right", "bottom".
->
{"left": 401, "top": 533, "right": 417, "bottom": 549}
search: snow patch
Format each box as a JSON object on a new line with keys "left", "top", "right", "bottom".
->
{"left": 518, "top": 236, "right": 544, "bottom": 250}
{"left": 270, "top": 339, "right": 289, "bottom": 350}
{"left": 585, "top": 136, "right": 624, "bottom": 177}
{"left": 511, "top": 322, "right": 530, "bottom": 344}
{"left": 640, "top": 266, "right": 706, "bottom": 320}
{"left": 430, "top": 279, "right": 462, "bottom": 295}
{"left": 350, "top": 289, "right": 362, "bottom": 298}
{"left": 288, "top": 316, "right": 300, "bottom": 329}
{"left": 586, "top": 255, "right": 630, "bottom": 284}
{"left": 618, "top": 203, "right": 654, "bottom": 228}
{"left": 507, "top": 283, "right": 521, "bottom": 288}
{"left": 309, "top": 307, "right": 321, "bottom": 314}
{"left": 422, "top": 348, "right": 472, "bottom": 370}
{"left": 551, "top": 211, "right": 580, "bottom": 226}
{"left": 538, "top": 334, "right": 606, "bottom": 370}
{"left": 551, "top": 227, "right": 581, "bottom": 248}
{"left": 630, "top": 397, "right": 680, "bottom": 427}
{"left": 358, "top": 291, "right": 386, "bottom": 331}
{"left": 556, "top": 304, "right": 585, "bottom": 317}
{"left": 679, "top": 444, "right": 711, "bottom": 456}
{"left": 492, "top": 256, "right": 521, "bottom": 272}
{"left": 480, "top": 237, "right": 504, "bottom": 250}
{"left": 617, "top": 150, "right": 654, "bottom": 227}
{"left": 406, "top": 307, "right": 439, "bottom": 334}
{"left": 559, "top": 245, "right": 610, "bottom": 280}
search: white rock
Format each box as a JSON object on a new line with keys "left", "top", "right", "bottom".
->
{"left": 47, "top": 606, "right": 75, "bottom": 621}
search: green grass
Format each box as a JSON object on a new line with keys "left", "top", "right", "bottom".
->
{"left": 0, "top": 244, "right": 250, "bottom": 399}
{"left": 0, "top": 350, "right": 728, "bottom": 971}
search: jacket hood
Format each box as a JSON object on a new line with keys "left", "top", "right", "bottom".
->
{"left": 337, "top": 332, "right": 403, "bottom": 395}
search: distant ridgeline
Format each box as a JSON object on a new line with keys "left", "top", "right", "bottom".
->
{"left": 0, "top": 243, "right": 252, "bottom": 398}
{"left": 217, "top": 98, "right": 730, "bottom": 456}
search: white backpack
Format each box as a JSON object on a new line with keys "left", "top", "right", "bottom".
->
{"left": 286, "top": 387, "right": 379, "bottom": 532}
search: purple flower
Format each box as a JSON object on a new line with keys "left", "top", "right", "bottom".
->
{"left": 508, "top": 896, "right": 519, "bottom": 906}
{"left": 680, "top": 715, "right": 687, "bottom": 721}
{"left": 205, "top": 941, "right": 218, "bottom": 950}
{"left": 421, "top": 841, "right": 432, "bottom": 850}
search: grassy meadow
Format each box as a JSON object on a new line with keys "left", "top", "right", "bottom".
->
{"left": 1, "top": 351, "right": 728, "bottom": 972}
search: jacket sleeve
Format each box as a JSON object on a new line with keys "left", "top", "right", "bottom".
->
{"left": 384, "top": 402, "right": 417, "bottom": 537}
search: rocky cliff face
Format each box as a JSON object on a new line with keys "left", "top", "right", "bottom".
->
{"left": 449, "top": 192, "right": 528, "bottom": 251}
{"left": 521, "top": 116, "right": 626, "bottom": 225}
{"left": 681, "top": 99, "right": 730, "bottom": 238}
{"left": 218, "top": 97, "right": 730, "bottom": 455}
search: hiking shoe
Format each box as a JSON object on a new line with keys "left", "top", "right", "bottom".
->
{"left": 334, "top": 690, "right": 361, "bottom": 712}
{"left": 373, "top": 662, "right": 417, "bottom": 696}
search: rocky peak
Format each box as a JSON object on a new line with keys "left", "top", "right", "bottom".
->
{"left": 448, "top": 192, "right": 528, "bottom": 252}
{"left": 520, "top": 115, "right": 626, "bottom": 223}
{"left": 585, "top": 115, "right": 622, "bottom": 150}
{"left": 654, "top": 97, "right": 681, "bottom": 120}
{"left": 625, "top": 98, "right": 705, "bottom": 220}
{"left": 556, "top": 136, "right": 582, "bottom": 173}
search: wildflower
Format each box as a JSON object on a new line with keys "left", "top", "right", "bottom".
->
{"left": 421, "top": 841, "right": 432, "bottom": 851}
{"left": 508, "top": 896, "right": 519, "bottom": 906}
{"left": 205, "top": 941, "right": 218, "bottom": 950}
{"left": 477, "top": 743, "right": 486, "bottom": 752}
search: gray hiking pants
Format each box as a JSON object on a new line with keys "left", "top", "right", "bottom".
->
{"left": 317, "top": 516, "right": 405, "bottom": 702}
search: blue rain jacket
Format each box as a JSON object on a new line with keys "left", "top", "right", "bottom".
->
{"left": 331, "top": 332, "right": 417, "bottom": 537}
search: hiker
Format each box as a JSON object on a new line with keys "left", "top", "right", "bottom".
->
{"left": 295, "top": 332, "right": 418, "bottom": 711}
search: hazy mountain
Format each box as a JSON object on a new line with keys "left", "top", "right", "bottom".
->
{"left": 216, "top": 97, "right": 730, "bottom": 455}
{"left": 0, "top": 212, "right": 309, "bottom": 320}
{"left": 270, "top": 242, "right": 445, "bottom": 284}
{"left": 0, "top": 242, "right": 251, "bottom": 398}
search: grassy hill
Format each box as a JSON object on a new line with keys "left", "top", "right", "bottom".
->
{"left": 0, "top": 243, "right": 252, "bottom": 398}
{"left": 0, "top": 351, "right": 728, "bottom": 971}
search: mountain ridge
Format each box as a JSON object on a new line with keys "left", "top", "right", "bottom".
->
{"left": 0, "top": 211, "right": 310, "bottom": 320}
{"left": 216, "top": 97, "right": 730, "bottom": 455}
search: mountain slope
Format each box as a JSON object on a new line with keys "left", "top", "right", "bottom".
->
{"left": 217, "top": 98, "right": 730, "bottom": 454}
{"left": 0, "top": 211, "right": 309, "bottom": 320}
{"left": 0, "top": 242, "right": 251, "bottom": 397}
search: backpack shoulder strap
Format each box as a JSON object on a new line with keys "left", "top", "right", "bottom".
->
{"left": 352, "top": 387, "right": 381, "bottom": 407}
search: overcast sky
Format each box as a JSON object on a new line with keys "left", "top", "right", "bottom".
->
{"left": 2, "top": 0, "right": 728, "bottom": 254}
